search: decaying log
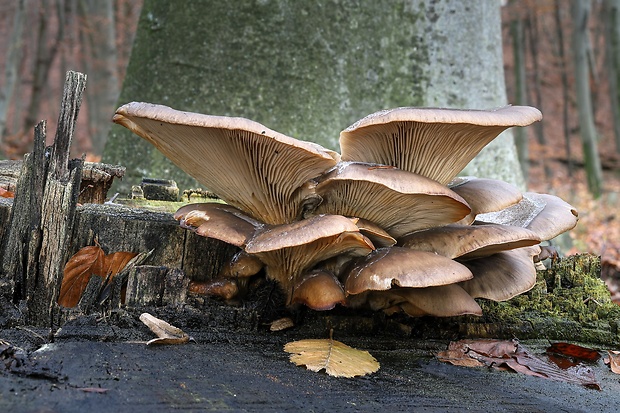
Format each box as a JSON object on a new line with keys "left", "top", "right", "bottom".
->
{"left": 126, "top": 266, "right": 188, "bottom": 307}
{"left": 0, "top": 160, "right": 125, "bottom": 204}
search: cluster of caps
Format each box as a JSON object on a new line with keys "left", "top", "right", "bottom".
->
{"left": 113, "top": 103, "right": 578, "bottom": 317}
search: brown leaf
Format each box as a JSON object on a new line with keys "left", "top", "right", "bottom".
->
{"left": 607, "top": 351, "right": 620, "bottom": 374}
{"left": 58, "top": 246, "right": 105, "bottom": 307}
{"left": 284, "top": 338, "right": 379, "bottom": 378}
{"left": 0, "top": 187, "right": 14, "bottom": 198}
{"left": 546, "top": 342, "right": 601, "bottom": 363}
{"left": 139, "top": 313, "right": 190, "bottom": 345}
{"left": 103, "top": 251, "right": 138, "bottom": 279}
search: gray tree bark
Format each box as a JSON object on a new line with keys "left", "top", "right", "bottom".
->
{"left": 104, "top": 0, "right": 525, "bottom": 194}
{"left": 571, "top": 0, "right": 604, "bottom": 197}
{"left": 605, "top": 0, "right": 620, "bottom": 153}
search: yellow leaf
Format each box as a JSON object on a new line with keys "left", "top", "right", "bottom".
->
{"left": 284, "top": 338, "right": 379, "bottom": 378}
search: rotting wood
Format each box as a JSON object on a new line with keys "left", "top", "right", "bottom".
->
{"left": 126, "top": 266, "right": 189, "bottom": 307}
{"left": 0, "top": 160, "right": 124, "bottom": 204}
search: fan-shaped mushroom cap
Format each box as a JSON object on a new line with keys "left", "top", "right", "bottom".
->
{"left": 476, "top": 192, "right": 578, "bottom": 241}
{"left": 399, "top": 223, "right": 541, "bottom": 260}
{"left": 174, "top": 203, "right": 262, "bottom": 247}
{"left": 114, "top": 102, "right": 339, "bottom": 224}
{"left": 395, "top": 285, "right": 483, "bottom": 317}
{"left": 245, "top": 215, "right": 374, "bottom": 301}
{"left": 459, "top": 245, "right": 541, "bottom": 301}
{"left": 313, "top": 162, "right": 471, "bottom": 238}
{"left": 339, "top": 106, "right": 542, "bottom": 185}
{"left": 291, "top": 270, "right": 346, "bottom": 311}
{"left": 344, "top": 247, "right": 473, "bottom": 296}
{"left": 448, "top": 176, "right": 523, "bottom": 224}
{"left": 355, "top": 218, "right": 397, "bottom": 248}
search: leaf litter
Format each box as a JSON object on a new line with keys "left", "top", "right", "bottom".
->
{"left": 139, "top": 313, "right": 192, "bottom": 345}
{"left": 437, "top": 339, "right": 601, "bottom": 390}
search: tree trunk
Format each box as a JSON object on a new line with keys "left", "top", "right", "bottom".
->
{"left": 78, "top": 0, "right": 119, "bottom": 155}
{"left": 104, "top": 0, "right": 525, "bottom": 193}
{"left": 571, "top": 0, "right": 604, "bottom": 197}
{"left": 0, "top": 0, "right": 26, "bottom": 151}
{"left": 605, "top": 0, "right": 620, "bottom": 153}
{"left": 555, "top": 0, "right": 575, "bottom": 175}
{"left": 511, "top": 17, "right": 529, "bottom": 181}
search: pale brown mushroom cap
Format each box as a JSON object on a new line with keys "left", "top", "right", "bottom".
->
{"left": 114, "top": 102, "right": 338, "bottom": 224}
{"left": 476, "top": 192, "right": 578, "bottom": 241}
{"left": 355, "top": 218, "right": 397, "bottom": 248}
{"left": 399, "top": 223, "right": 541, "bottom": 260}
{"left": 448, "top": 176, "right": 523, "bottom": 224}
{"left": 344, "top": 247, "right": 473, "bottom": 296}
{"left": 339, "top": 106, "right": 542, "bottom": 185}
{"left": 313, "top": 162, "right": 471, "bottom": 238}
{"left": 291, "top": 269, "right": 346, "bottom": 311}
{"left": 459, "top": 245, "right": 541, "bottom": 301}
{"left": 219, "top": 250, "right": 264, "bottom": 278}
{"left": 174, "top": 203, "right": 262, "bottom": 247}
{"left": 245, "top": 215, "right": 374, "bottom": 301}
{"left": 395, "top": 285, "right": 483, "bottom": 317}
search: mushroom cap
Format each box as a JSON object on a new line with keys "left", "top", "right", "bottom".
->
{"left": 219, "top": 250, "right": 264, "bottom": 278}
{"left": 291, "top": 269, "right": 346, "bottom": 311}
{"left": 174, "top": 203, "right": 262, "bottom": 247}
{"left": 355, "top": 218, "right": 397, "bottom": 248}
{"left": 459, "top": 245, "right": 541, "bottom": 301}
{"left": 448, "top": 176, "right": 523, "bottom": 224}
{"left": 313, "top": 162, "right": 471, "bottom": 238}
{"left": 114, "top": 102, "right": 338, "bottom": 224}
{"left": 245, "top": 215, "right": 374, "bottom": 300}
{"left": 399, "top": 223, "right": 541, "bottom": 260}
{"left": 344, "top": 247, "right": 473, "bottom": 295}
{"left": 395, "top": 285, "right": 483, "bottom": 317}
{"left": 339, "top": 106, "right": 542, "bottom": 185}
{"left": 476, "top": 192, "right": 578, "bottom": 241}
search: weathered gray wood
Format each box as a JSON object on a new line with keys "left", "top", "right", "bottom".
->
{"left": 0, "top": 160, "right": 125, "bottom": 204}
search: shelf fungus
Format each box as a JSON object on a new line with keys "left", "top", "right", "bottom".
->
{"left": 115, "top": 102, "right": 577, "bottom": 318}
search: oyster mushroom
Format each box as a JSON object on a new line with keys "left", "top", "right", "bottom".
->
{"left": 459, "top": 245, "right": 541, "bottom": 301}
{"left": 291, "top": 269, "right": 346, "bottom": 311}
{"left": 343, "top": 247, "right": 473, "bottom": 296}
{"left": 399, "top": 223, "right": 541, "bottom": 260}
{"left": 244, "top": 214, "right": 374, "bottom": 302}
{"left": 174, "top": 203, "right": 262, "bottom": 247}
{"left": 313, "top": 162, "right": 471, "bottom": 238}
{"left": 476, "top": 192, "right": 578, "bottom": 241}
{"left": 396, "top": 285, "right": 483, "bottom": 317}
{"left": 114, "top": 102, "right": 338, "bottom": 224}
{"left": 339, "top": 106, "right": 542, "bottom": 185}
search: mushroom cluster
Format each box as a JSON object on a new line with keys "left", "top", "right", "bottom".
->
{"left": 113, "top": 103, "right": 578, "bottom": 317}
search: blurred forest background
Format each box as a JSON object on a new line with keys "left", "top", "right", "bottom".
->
{"left": 0, "top": 1, "right": 618, "bottom": 294}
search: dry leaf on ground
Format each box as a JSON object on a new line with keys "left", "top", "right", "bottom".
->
{"left": 284, "top": 337, "right": 379, "bottom": 378}
{"left": 437, "top": 339, "right": 600, "bottom": 390}
{"left": 139, "top": 313, "right": 190, "bottom": 345}
{"left": 606, "top": 351, "right": 620, "bottom": 374}
{"left": 0, "top": 188, "right": 14, "bottom": 198}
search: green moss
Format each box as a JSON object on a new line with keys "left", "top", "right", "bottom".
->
{"left": 469, "top": 254, "right": 620, "bottom": 345}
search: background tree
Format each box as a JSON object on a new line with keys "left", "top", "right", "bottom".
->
{"left": 104, "top": 0, "right": 525, "bottom": 193}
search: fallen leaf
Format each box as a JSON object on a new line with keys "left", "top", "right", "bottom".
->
{"left": 270, "top": 317, "right": 294, "bottom": 332}
{"left": 284, "top": 338, "right": 379, "bottom": 378}
{"left": 546, "top": 342, "right": 601, "bottom": 363}
{"left": 436, "top": 339, "right": 600, "bottom": 390}
{"left": 139, "top": 313, "right": 190, "bottom": 345}
{"left": 58, "top": 246, "right": 105, "bottom": 307}
{"left": 607, "top": 351, "right": 620, "bottom": 374}
{"left": 0, "top": 187, "right": 14, "bottom": 198}
{"left": 59, "top": 245, "right": 139, "bottom": 308}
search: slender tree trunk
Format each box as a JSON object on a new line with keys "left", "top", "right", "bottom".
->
{"left": 526, "top": 10, "right": 552, "bottom": 180}
{"left": 554, "top": 0, "right": 575, "bottom": 175}
{"left": 605, "top": 0, "right": 620, "bottom": 152}
{"left": 0, "top": 0, "right": 27, "bottom": 151}
{"left": 571, "top": 0, "right": 604, "bottom": 197}
{"left": 511, "top": 17, "right": 528, "bottom": 182}
{"left": 79, "top": 0, "right": 119, "bottom": 155}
